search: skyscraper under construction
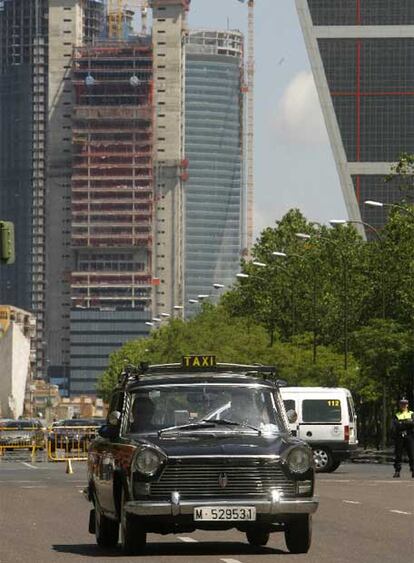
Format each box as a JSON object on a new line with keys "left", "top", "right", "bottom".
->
{"left": 0, "top": 0, "right": 246, "bottom": 394}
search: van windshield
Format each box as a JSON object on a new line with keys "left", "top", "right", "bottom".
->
{"left": 302, "top": 399, "right": 342, "bottom": 423}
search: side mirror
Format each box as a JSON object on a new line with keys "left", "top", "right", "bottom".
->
{"left": 108, "top": 411, "right": 121, "bottom": 426}
{"left": 286, "top": 409, "right": 298, "bottom": 424}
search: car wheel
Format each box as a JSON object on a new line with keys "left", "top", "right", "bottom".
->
{"left": 94, "top": 501, "right": 119, "bottom": 549}
{"left": 284, "top": 515, "right": 312, "bottom": 554}
{"left": 328, "top": 459, "right": 341, "bottom": 473}
{"left": 246, "top": 528, "right": 270, "bottom": 547}
{"left": 312, "top": 447, "right": 333, "bottom": 472}
{"left": 120, "top": 489, "right": 146, "bottom": 555}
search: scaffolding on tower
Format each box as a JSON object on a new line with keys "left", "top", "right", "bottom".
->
{"left": 71, "top": 40, "right": 155, "bottom": 311}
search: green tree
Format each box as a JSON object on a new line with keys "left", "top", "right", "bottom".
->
{"left": 350, "top": 319, "right": 412, "bottom": 446}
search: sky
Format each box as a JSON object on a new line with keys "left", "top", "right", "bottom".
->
{"left": 187, "top": 0, "right": 347, "bottom": 238}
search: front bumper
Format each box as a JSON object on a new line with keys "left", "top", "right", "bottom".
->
{"left": 125, "top": 495, "right": 319, "bottom": 518}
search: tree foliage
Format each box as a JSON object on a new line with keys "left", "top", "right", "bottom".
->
{"left": 98, "top": 198, "right": 414, "bottom": 446}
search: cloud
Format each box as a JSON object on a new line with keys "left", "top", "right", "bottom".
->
{"left": 274, "top": 71, "right": 329, "bottom": 145}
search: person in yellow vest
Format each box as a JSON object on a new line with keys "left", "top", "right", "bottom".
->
{"left": 392, "top": 397, "right": 414, "bottom": 478}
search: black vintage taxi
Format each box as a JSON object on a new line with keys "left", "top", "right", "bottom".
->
{"left": 85, "top": 356, "right": 319, "bottom": 555}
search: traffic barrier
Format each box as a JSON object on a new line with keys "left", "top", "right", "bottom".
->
{"left": 47, "top": 425, "right": 99, "bottom": 463}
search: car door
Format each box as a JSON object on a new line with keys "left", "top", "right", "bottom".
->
{"left": 94, "top": 391, "right": 124, "bottom": 515}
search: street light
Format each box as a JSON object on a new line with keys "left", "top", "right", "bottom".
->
{"left": 160, "top": 313, "right": 171, "bottom": 318}
{"left": 145, "top": 322, "right": 154, "bottom": 327}
{"left": 213, "top": 283, "right": 225, "bottom": 289}
{"left": 197, "top": 294, "right": 209, "bottom": 300}
{"left": 188, "top": 299, "right": 199, "bottom": 304}
{"left": 295, "top": 233, "right": 311, "bottom": 241}
{"left": 331, "top": 217, "right": 389, "bottom": 447}
{"left": 252, "top": 261, "right": 266, "bottom": 267}
{"left": 296, "top": 230, "right": 349, "bottom": 370}
{"left": 274, "top": 249, "right": 318, "bottom": 362}
{"left": 152, "top": 317, "right": 162, "bottom": 322}
{"left": 330, "top": 218, "right": 385, "bottom": 317}
{"left": 236, "top": 272, "right": 249, "bottom": 279}
{"left": 364, "top": 199, "right": 414, "bottom": 218}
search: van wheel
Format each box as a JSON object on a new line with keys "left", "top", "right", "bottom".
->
{"left": 328, "top": 459, "right": 341, "bottom": 473}
{"left": 312, "top": 447, "right": 333, "bottom": 472}
{"left": 285, "top": 515, "right": 312, "bottom": 553}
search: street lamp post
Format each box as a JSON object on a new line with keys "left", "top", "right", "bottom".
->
{"left": 274, "top": 250, "right": 318, "bottom": 363}
{"left": 296, "top": 231, "right": 349, "bottom": 370}
{"left": 330, "top": 218, "right": 386, "bottom": 318}
{"left": 364, "top": 200, "right": 414, "bottom": 219}
{"left": 331, "top": 219, "right": 390, "bottom": 449}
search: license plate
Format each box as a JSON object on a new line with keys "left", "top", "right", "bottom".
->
{"left": 194, "top": 506, "right": 256, "bottom": 521}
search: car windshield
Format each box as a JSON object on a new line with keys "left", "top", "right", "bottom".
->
{"left": 126, "top": 384, "right": 282, "bottom": 435}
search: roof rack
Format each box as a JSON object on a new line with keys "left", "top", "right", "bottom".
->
{"left": 117, "top": 357, "right": 284, "bottom": 387}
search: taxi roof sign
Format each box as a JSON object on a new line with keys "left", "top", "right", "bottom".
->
{"left": 182, "top": 355, "right": 216, "bottom": 369}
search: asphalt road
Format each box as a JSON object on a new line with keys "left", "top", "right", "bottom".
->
{"left": 0, "top": 455, "right": 413, "bottom": 563}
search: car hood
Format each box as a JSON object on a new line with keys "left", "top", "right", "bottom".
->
{"left": 138, "top": 432, "right": 295, "bottom": 458}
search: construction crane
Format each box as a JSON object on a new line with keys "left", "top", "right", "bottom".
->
{"left": 108, "top": 0, "right": 149, "bottom": 39}
{"left": 237, "top": 0, "right": 255, "bottom": 256}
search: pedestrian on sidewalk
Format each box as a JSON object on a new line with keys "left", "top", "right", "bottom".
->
{"left": 392, "top": 397, "right": 414, "bottom": 478}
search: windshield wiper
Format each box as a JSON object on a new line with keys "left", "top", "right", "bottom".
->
{"left": 158, "top": 421, "right": 216, "bottom": 436}
{"left": 201, "top": 418, "right": 262, "bottom": 435}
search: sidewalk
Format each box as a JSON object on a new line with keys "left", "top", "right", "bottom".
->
{"left": 351, "top": 448, "right": 394, "bottom": 464}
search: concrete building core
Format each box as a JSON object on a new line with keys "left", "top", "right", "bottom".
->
{"left": 296, "top": 0, "right": 414, "bottom": 234}
{"left": 151, "top": 0, "right": 190, "bottom": 316}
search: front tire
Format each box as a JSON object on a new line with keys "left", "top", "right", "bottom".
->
{"left": 94, "top": 501, "right": 119, "bottom": 548}
{"left": 246, "top": 528, "right": 270, "bottom": 546}
{"left": 313, "top": 447, "right": 333, "bottom": 472}
{"left": 120, "top": 489, "right": 146, "bottom": 555}
{"left": 285, "top": 515, "right": 312, "bottom": 554}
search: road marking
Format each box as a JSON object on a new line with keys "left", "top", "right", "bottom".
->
{"left": 178, "top": 537, "right": 198, "bottom": 543}
{"left": 343, "top": 500, "right": 361, "bottom": 505}
{"left": 319, "top": 479, "right": 352, "bottom": 483}
{"left": 20, "top": 485, "right": 47, "bottom": 488}
{"left": 390, "top": 510, "right": 412, "bottom": 515}
{"left": 221, "top": 559, "right": 243, "bottom": 563}
{"left": 21, "top": 462, "right": 38, "bottom": 470}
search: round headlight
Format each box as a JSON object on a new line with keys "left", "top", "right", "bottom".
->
{"left": 134, "top": 448, "right": 162, "bottom": 476}
{"left": 287, "top": 447, "right": 312, "bottom": 474}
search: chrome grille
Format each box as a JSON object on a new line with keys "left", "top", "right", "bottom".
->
{"left": 149, "top": 459, "right": 296, "bottom": 499}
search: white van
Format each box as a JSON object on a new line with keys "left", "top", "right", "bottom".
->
{"left": 280, "top": 387, "right": 358, "bottom": 473}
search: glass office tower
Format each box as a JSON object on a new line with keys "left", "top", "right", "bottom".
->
{"left": 296, "top": 0, "right": 414, "bottom": 232}
{"left": 185, "top": 30, "right": 244, "bottom": 307}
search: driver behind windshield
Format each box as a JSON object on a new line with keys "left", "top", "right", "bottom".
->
{"left": 131, "top": 396, "right": 155, "bottom": 432}
{"left": 225, "top": 390, "right": 267, "bottom": 428}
